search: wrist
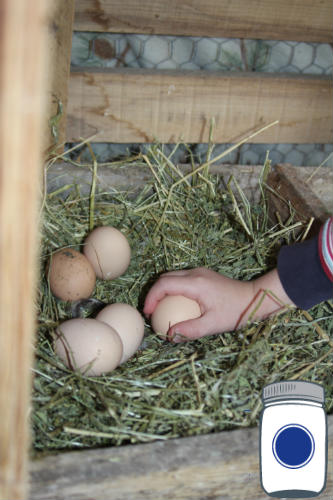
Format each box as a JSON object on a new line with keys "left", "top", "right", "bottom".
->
{"left": 237, "top": 269, "right": 295, "bottom": 328}
{"left": 251, "top": 268, "right": 295, "bottom": 318}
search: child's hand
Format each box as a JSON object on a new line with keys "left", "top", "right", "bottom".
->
{"left": 143, "top": 267, "right": 295, "bottom": 342}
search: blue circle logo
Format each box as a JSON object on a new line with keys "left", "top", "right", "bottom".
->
{"left": 272, "top": 424, "right": 315, "bottom": 469}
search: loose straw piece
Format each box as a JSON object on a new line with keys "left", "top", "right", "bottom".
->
{"left": 86, "top": 142, "right": 98, "bottom": 231}
{"left": 147, "top": 353, "right": 198, "bottom": 379}
{"left": 289, "top": 347, "right": 333, "bottom": 380}
{"left": 306, "top": 152, "right": 333, "bottom": 183}
{"left": 154, "top": 120, "right": 279, "bottom": 233}
{"left": 301, "top": 310, "right": 333, "bottom": 347}
{"left": 301, "top": 217, "right": 314, "bottom": 242}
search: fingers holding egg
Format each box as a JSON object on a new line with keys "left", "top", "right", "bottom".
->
{"left": 143, "top": 273, "right": 202, "bottom": 317}
{"left": 167, "top": 314, "right": 212, "bottom": 343}
{"left": 150, "top": 295, "right": 202, "bottom": 338}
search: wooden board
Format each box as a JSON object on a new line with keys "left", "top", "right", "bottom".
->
{"left": 46, "top": 163, "right": 333, "bottom": 216}
{"left": 46, "top": 163, "right": 267, "bottom": 200}
{"left": 66, "top": 69, "right": 332, "bottom": 144}
{"left": 29, "top": 414, "right": 333, "bottom": 499}
{"left": 44, "top": 0, "right": 75, "bottom": 151}
{"left": 73, "top": 0, "right": 333, "bottom": 43}
{"left": 0, "top": 0, "right": 49, "bottom": 499}
{"left": 267, "top": 164, "right": 332, "bottom": 235}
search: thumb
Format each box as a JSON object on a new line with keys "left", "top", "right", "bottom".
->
{"left": 168, "top": 315, "right": 212, "bottom": 343}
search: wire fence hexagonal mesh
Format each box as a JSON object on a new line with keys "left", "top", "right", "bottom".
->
{"left": 70, "top": 33, "right": 333, "bottom": 166}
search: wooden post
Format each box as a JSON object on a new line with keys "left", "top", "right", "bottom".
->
{"left": 0, "top": 1, "right": 50, "bottom": 499}
{"left": 44, "top": 0, "right": 75, "bottom": 151}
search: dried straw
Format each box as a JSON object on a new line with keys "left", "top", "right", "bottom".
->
{"left": 32, "top": 138, "right": 333, "bottom": 455}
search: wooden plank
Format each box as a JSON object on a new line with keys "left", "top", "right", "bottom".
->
{"left": 66, "top": 69, "right": 332, "bottom": 144}
{"left": 0, "top": 0, "right": 49, "bottom": 499}
{"left": 46, "top": 162, "right": 267, "bottom": 202}
{"left": 44, "top": 0, "right": 75, "bottom": 151}
{"left": 29, "top": 414, "right": 333, "bottom": 500}
{"left": 73, "top": 0, "right": 333, "bottom": 43}
{"left": 46, "top": 162, "right": 333, "bottom": 217}
{"left": 266, "top": 164, "right": 332, "bottom": 236}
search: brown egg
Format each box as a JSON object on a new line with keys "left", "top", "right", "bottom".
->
{"left": 151, "top": 295, "right": 201, "bottom": 337}
{"left": 48, "top": 248, "right": 96, "bottom": 301}
{"left": 54, "top": 318, "right": 123, "bottom": 376}
{"left": 96, "top": 303, "right": 145, "bottom": 363}
{"left": 83, "top": 226, "right": 131, "bottom": 280}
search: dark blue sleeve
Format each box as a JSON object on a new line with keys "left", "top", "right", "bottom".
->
{"left": 277, "top": 236, "right": 333, "bottom": 310}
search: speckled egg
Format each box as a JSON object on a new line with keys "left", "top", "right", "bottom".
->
{"left": 48, "top": 248, "right": 96, "bottom": 301}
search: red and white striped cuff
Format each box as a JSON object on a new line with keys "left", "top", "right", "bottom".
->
{"left": 318, "top": 216, "right": 333, "bottom": 282}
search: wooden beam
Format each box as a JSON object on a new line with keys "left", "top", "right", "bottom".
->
{"left": 0, "top": 0, "right": 49, "bottom": 499}
{"left": 74, "top": 0, "right": 333, "bottom": 43}
{"left": 44, "top": 0, "right": 75, "bottom": 151}
{"left": 46, "top": 163, "right": 333, "bottom": 218}
{"left": 29, "top": 414, "right": 333, "bottom": 499}
{"left": 66, "top": 69, "right": 332, "bottom": 144}
{"left": 73, "top": 0, "right": 333, "bottom": 43}
{"left": 266, "top": 164, "right": 332, "bottom": 236}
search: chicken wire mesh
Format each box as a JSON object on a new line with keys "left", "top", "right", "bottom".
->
{"left": 69, "top": 33, "right": 333, "bottom": 166}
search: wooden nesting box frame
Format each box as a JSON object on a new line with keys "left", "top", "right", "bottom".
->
{"left": 0, "top": 1, "right": 332, "bottom": 499}
{"left": 67, "top": 0, "right": 333, "bottom": 144}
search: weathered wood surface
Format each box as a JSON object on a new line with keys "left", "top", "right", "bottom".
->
{"left": 267, "top": 164, "right": 332, "bottom": 235}
{"left": 29, "top": 414, "right": 333, "bottom": 500}
{"left": 46, "top": 163, "right": 267, "bottom": 201}
{"left": 0, "top": 0, "right": 49, "bottom": 499}
{"left": 66, "top": 69, "right": 332, "bottom": 144}
{"left": 46, "top": 162, "right": 333, "bottom": 218}
{"left": 44, "top": 0, "right": 75, "bottom": 151}
{"left": 74, "top": 0, "right": 333, "bottom": 43}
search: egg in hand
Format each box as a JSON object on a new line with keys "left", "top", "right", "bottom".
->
{"left": 151, "top": 295, "right": 201, "bottom": 337}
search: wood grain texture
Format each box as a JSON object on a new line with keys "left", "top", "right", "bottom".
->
{"left": 0, "top": 0, "right": 49, "bottom": 499}
{"left": 47, "top": 163, "right": 333, "bottom": 217}
{"left": 46, "top": 163, "right": 268, "bottom": 201}
{"left": 44, "top": 0, "right": 75, "bottom": 150}
{"left": 73, "top": 0, "right": 333, "bottom": 43}
{"left": 29, "top": 415, "right": 333, "bottom": 500}
{"left": 267, "top": 164, "right": 332, "bottom": 236}
{"left": 66, "top": 69, "right": 333, "bottom": 144}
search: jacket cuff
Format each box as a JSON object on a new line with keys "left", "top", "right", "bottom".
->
{"left": 277, "top": 236, "right": 333, "bottom": 310}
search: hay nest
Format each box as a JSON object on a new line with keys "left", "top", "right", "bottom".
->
{"left": 33, "top": 141, "right": 333, "bottom": 455}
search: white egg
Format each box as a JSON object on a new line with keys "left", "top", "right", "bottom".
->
{"left": 54, "top": 318, "right": 123, "bottom": 376}
{"left": 96, "top": 303, "right": 145, "bottom": 363}
{"left": 151, "top": 295, "right": 201, "bottom": 337}
{"left": 83, "top": 226, "right": 131, "bottom": 280}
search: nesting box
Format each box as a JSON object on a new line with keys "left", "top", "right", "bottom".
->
{"left": 0, "top": 1, "right": 332, "bottom": 500}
